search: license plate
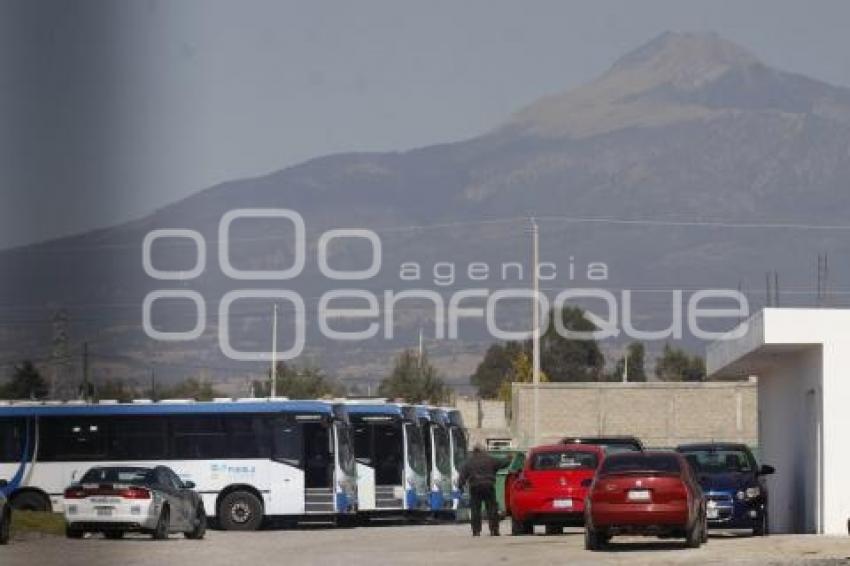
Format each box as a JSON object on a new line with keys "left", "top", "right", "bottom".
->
{"left": 707, "top": 508, "right": 719, "bottom": 519}
{"left": 552, "top": 499, "right": 573, "bottom": 509}
{"left": 96, "top": 507, "right": 113, "bottom": 517}
{"left": 90, "top": 497, "right": 121, "bottom": 504}
{"left": 627, "top": 489, "right": 651, "bottom": 502}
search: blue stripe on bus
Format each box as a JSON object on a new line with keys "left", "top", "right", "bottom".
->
{"left": 3, "top": 418, "right": 32, "bottom": 496}
{"left": 0, "top": 401, "right": 336, "bottom": 417}
{"left": 429, "top": 490, "right": 444, "bottom": 511}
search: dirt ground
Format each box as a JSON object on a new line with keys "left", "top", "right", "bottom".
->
{"left": 3, "top": 521, "right": 850, "bottom": 566}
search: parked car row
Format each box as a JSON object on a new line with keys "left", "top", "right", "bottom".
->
{"left": 493, "top": 437, "right": 774, "bottom": 550}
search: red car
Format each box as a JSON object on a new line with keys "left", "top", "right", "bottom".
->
{"left": 585, "top": 451, "right": 707, "bottom": 550}
{"left": 509, "top": 444, "right": 603, "bottom": 535}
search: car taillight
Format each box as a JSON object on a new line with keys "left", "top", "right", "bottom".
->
{"left": 64, "top": 487, "right": 87, "bottom": 499}
{"left": 120, "top": 487, "right": 151, "bottom": 500}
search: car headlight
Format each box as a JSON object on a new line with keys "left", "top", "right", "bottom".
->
{"left": 737, "top": 487, "right": 761, "bottom": 500}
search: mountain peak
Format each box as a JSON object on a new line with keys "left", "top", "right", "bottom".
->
{"left": 509, "top": 31, "right": 766, "bottom": 137}
{"left": 610, "top": 31, "right": 758, "bottom": 80}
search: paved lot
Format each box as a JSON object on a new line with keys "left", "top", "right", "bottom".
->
{"left": 3, "top": 521, "right": 850, "bottom": 566}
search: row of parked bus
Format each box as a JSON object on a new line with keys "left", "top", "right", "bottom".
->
{"left": 0, "top": 398, "right": 468, "bottom": 533}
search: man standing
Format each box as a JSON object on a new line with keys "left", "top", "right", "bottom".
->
{"left": 458, "top": 444, "right": 502, "bottom": 537}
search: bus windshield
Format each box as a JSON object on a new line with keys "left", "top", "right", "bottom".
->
{"left": 405, "top": 423, "right": 427, "bottom": 475}
{"left": 433, "top": 426, "right": 451, "bottom": 475}
{"left": 335, "top": 421, "right": 356, "bottom": 476}
{"left": 451, "top": 427, "right": 467, "bottom": 469}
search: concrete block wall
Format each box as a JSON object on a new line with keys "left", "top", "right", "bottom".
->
{"left": 511, "top": 381, "right": 757, "bottom": 449}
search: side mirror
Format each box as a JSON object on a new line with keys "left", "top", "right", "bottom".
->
{"left": 0, "top": 479, "right": 7, "bottom": 488}
{"left": 580, "top": 478, "right": 593, "bottom": 488}
{"left": 758, "top": 465, "right": 775, "bottom": 476}
{"left": 183, "top": 480, "right": 196, "bottom": 489}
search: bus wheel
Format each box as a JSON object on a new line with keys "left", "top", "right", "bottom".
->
{"left": 218, "top": 491, "right": 263, "bottom": 531}
{"left": 11, "top": 491, "right": 51, "bottom": 512}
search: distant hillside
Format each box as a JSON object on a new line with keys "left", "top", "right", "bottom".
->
{"left": 3, "top": 32, "right": 849, "bottom": 393}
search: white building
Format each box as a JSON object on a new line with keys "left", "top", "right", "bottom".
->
{"left": 707, "top": 308, "right": 850, "bottom": 535}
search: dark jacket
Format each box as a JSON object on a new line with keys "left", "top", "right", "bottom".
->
{"left": 458, "top": 450, "right": 502, "bottom": 490}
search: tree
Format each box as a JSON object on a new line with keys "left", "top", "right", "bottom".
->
{"left": 379, "top": 350, "right": 449, "bottom": 404}
{"left": 498, "top": 350, "right": 549, "bottom": 404}
{"left": 537, "top": 306, "right": 605, "bottom": 382}
{"left": 655, "top": 344, "right": 706, "bottom": 382}
{"left": 95, "top": 377, "right": 141, "bottom": 403}
{"left": 609, "top": 342, "right": 647, "bottom": 382}
{"left": 156, "top": 377, "right": 222, "bottom": 401}
{"left": 470, "top": 341, "right": 523, "bottom": 398}
{"left": 252, "top": 362, "right": 343, "bottom": 399}
{"left": 1, "top": 360, "right": 48, "bottom": 400}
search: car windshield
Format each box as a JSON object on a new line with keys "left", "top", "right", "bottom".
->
{"left": 563, "top": 438, "right": 642, "bottom": 454}
{"left": 531, "top": 450, "right": 598, "bottom": 471}
{"left": 80, "top": 467, "right": 152, "bottom": 485}
{"left": 600, "top": 453, "right": 680, "bottom": 475}
{"left": 679, "top": 448, "right": 754, "bottom": 474}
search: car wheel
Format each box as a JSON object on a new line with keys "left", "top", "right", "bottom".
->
{"left": 685, "top": 515, "right": 703, "bottom": 548}
{"left": 510, "top": 517, "right": 529, "bottom": 536}
{"left": 184, "top": 505, "right": 207, "bottom": 540}
{"left": 152, "top": 506, "right": 170, "bottom": 540}
{"left": 65, "top": 525, "right": 84, "bottom": 539}
{"left": 0, "top": 509, "right": 10, "bottom": 545}
{"left": 104, "top": 531, "right": 124, "bottom": 540}
{"left": 544, "top": 524, "right": 562, "bottom": 535}
{"left": 753, "top": 512, "right": 768, "bottom": 537}
{"left": 217, "top": 491, "right": 263, "bottom": 531}
{"left": 10, "top": 491, "right": 51, "bottom": 512}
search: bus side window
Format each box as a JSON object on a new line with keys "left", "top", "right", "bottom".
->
{"left": 0, "top": 418, "right": 25, "bottom": 463}
{"left": 271, "top": 418, "right": 302, "bottom": 468}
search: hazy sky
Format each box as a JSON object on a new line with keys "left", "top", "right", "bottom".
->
{"left": 2, "top": 0, "right": 850, "bottom": 248}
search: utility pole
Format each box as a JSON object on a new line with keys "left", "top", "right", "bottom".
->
{"left": 774, "top": 271, "right": 780, "bottom": 307}
{"left": 81, "top": 341, "right": 90, "bottom": 401}
{"left": 623, "top": 348, "right": 629, "bottom": 383}
{"left": 270, "top": 303, "right": 278, "bottom": 398}
{"left": 531, "top": 217, "right": 541, "bottom": 447}
{"left": 418, "top": 327, "right": 424, "bottom": 369}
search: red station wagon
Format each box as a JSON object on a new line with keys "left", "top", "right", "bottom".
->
{"left": 509, "top": 444, "right": 604, "bottom": 535}
{"left": 585, "top": 451, "right": 707, "bottom": 550}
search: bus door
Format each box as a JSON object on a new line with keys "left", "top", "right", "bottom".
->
{"left": 269, "top": 416, "right": 306, "bottom": 515}
{"left": 300, "top": 417, "right": 334, "bottom": 513}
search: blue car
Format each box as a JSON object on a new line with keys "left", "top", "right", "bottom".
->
{"left": 676, "top": 443, "right": 774, "bottom": 536}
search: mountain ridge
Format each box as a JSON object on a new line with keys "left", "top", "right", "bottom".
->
{"left": 3, "top": 31, "right": 850, "bottom": 391}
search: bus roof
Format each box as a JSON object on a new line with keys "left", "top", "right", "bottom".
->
{"left": 0, "top": 399, "right": 338, "bottom": 418}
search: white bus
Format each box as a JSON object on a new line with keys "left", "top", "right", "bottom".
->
{"left": 416, "top": 406, "right": 454, "bottom": 514}
{"left": 0, "top": 399, "right": 358, "bottom": 530}
{"left": 346, "top": 402, "right": 429, "bottom": 518}
{"left": 442, "top": 407, "right": 469, "bottom": 512}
